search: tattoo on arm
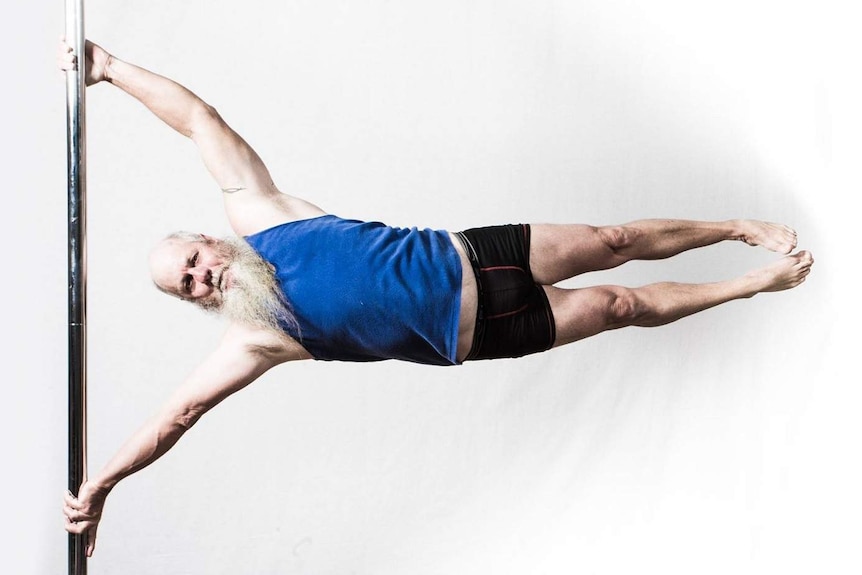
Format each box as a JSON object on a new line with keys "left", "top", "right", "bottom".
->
{"left": 222, "top": 187, "right": 246, "bottom": 194}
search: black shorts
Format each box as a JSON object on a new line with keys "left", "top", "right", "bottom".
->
{"left": 456, "top": 224, "right": 556, "bottom": 361}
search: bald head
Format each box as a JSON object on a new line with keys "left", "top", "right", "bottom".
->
{"left": 148, "top": 232, "right": 295, "bottom": 333}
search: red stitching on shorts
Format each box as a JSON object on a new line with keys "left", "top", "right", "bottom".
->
{"left": 485, "top": 303, "right": 529, "bottom": 320}
{"left": 479, "top": 265, "right": 526, "bottom": 273}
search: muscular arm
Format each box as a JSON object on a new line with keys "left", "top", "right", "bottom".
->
{"left": 101, "top": 53, "right": 264, "bottom": 185}
{"left": 64, "top": 324, "right": 301, "bottom": 556}
{"left": 93, "top": 334, "right": 272, "bottom": 488}
{"left": 61, "top": 40, "right": 325, "bottom": 234}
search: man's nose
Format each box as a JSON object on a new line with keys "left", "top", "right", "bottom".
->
{"left": 189, "top": 266, "right": 212, "bottom": 285}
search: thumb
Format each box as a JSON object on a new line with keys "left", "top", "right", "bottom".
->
{"left": 86, "top": 525, "right": 98, "bottom": 557}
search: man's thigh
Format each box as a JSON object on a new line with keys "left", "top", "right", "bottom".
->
{"left": 544, "top": 284, "right": 632, "bottom": 347}
{"left": 529, "top": 224, "right": 626, "bottom": 285}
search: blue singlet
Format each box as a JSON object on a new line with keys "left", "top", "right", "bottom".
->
{"left": 245, "top": 215, "right": 463, "bottom": 365}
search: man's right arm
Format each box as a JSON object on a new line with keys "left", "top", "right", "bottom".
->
{"left": 63, "top": 324, "right": 305, "bottom": 556}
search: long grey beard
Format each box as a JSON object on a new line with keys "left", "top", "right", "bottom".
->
{"left": 199, "top": 237, "right": 298, "bottom": 335}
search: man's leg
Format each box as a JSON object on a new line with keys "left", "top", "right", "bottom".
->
{"left": 545, "top": 251, "right": 813, "bottom": 346}
{"left": 529, "top": 219, "right": 798, "bottom": 285}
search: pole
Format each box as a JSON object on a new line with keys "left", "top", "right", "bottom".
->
{"left": 65, "top": 0, "right": 88, "bottom": 572}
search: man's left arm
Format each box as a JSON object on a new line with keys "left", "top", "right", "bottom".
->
{"left": 59, "top": 39, "right": 325, "bottom": 234}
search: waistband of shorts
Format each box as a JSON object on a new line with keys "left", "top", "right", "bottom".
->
{"left": 455, "top": 231, "right": 486, "bottom": 362}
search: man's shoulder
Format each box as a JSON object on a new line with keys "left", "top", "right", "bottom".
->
{"left": 228, "top": 192, "right": 328, "bottom": 237}
{"left": 220, "top": 321, "right": 313, "bottom": 363}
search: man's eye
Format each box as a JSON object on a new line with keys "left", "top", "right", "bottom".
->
{"left": 191, "top": 252, "right": 199, "bottom": 266}
{"left": 183, "top": 275, "right": 192, "bottom": 293}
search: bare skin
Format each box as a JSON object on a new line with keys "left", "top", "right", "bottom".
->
{"left": 546, "top": 252, "right": 813, "bottom": 346}
{"left": 744, "top": 250, "right": 813, "bottom": 292}
{"left": 58, "top": 38, "right": 813, "bottom": 557}
{"left": 528, "top": 219, "right": 797, "bottom": 284}
{"left": 529, "top": 220, "right": 811, "bottom": 345}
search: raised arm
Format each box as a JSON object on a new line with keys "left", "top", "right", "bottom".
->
{"left": 63, "top": 324, "right": 298, "bottom": 556}
{"left": 58, "top": 39, "right": 325, "bottom": 234}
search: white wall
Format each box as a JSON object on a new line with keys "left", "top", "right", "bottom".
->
{"left": 5, "top": 1, "right": 859, "bottom": 573}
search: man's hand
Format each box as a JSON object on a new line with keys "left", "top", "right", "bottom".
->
{"left": 64, "top": 481, "right": 111, "bottom": 557}
{"left": 57, "top": 38, "right": 112, "bottom": 86}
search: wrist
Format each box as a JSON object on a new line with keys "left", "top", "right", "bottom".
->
{"left": 88, "top": 472, "right": 118, "bottom": 493}
{"left": 103, "top": 54, "right": 117, "bottom": 84}
{"left": 726, "top": 219, "right": 744, "bottom": 241}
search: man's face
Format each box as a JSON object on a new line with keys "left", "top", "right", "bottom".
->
{"left": 149, "top": 235, "right": 234, "bottom": 310}
{"left": 149, "top": 234, "right": 294, "bottom": 333}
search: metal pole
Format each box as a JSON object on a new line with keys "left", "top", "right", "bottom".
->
{"left": 65, "top": 0, "right": 88, "bottom": 572}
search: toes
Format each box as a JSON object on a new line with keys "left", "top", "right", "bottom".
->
{"left": 779, "top": 226, "right": 797, "bottom": 253}
{"left": 791, "top": 250, "right": 814, "bottom": 272}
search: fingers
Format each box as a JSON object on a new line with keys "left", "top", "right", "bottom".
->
{"left": 63, "top": 489, "right": 100, "bottom": 556}
{"left": 64, "top": 515, "right": 99, "bottom": 557}
{"left": 58, "top": 35, "right": 72, "bottom": 53}
{"left": 65, "top": 513, "right": 96, "bottom": 534}
{"left": 63, "top": 502, "right": 89, "bottom": 524}
{"left": 63, "top": 490, "right": 101, "bottom": 533}
{"left": 57, "top": 36, "right": 77, "bottom": 71}
{"left": 63, "top": 489, "right": 78, "bottom": 508}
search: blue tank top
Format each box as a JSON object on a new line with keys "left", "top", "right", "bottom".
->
{"left": 245, "top": 215, "right": 463, "bottom": 365}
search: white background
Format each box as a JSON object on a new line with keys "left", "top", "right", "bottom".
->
{"left": 4, "top": 1, "right": 860, "bottom": 573}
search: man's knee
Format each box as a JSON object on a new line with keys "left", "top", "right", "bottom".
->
{"left": 597, "top": 225, "right": 637, "bottom": 254}
{"left": 606, "top": 287, "right": 646, "bottom": 327}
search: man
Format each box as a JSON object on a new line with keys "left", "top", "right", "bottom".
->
{"left": 59, "top": 39, "right": 813, "bottom": 556}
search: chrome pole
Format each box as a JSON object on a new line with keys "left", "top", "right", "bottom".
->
{"left": 65, "top": 0, "right": 88, "bottom": 572}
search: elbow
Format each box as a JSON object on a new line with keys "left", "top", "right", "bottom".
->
{"left": 172, "top": 404, "right": 207, "bottom": 431}
{"left": 188, "top": 103, "right": 225, "bottom": 139}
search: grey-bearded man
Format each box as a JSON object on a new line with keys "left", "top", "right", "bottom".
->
{"left": 59, "top": 39, "right": 813, "bottom": 556}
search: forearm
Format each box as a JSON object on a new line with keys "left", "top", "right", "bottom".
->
{"left": 89, "top": 408, "right": 197, "bottom": 492}
{"left": 104, "top": 55, "right": 211, "bottom": 138}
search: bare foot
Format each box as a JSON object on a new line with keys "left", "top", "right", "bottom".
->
{"left": 736, "top": 220, "right": 798, "bottom": 254}
{"left": 745, "top": 251, "right": 814, "bottom": 294}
